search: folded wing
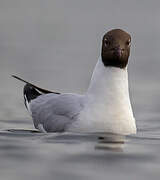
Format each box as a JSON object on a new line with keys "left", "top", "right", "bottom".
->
{"left": 30, "top": 93, "right": 84, "bottom": 132}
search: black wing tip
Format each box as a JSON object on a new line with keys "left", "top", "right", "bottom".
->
{"left": 11, "top": 74, "right": 17, "bottom": 78}
{"left": 12, "top": 75, "right": 61, "bottom": 95}
{"left": 12, "top": 75, "right": 29, "bottom": 84}
{"left": 24, "top": 84, "right": 42, "bottom": 103}
{"left": 11, "top": 75, "right": 21, "bottom": 79}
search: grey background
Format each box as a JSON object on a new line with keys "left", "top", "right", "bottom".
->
{"left": 0, "top": 0, "right": 159, "bottom": 124}
{"left": 0, "top": 1, "right": 160, "bottom": 180}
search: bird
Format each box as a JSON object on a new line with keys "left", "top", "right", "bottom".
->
{"left": 12, "top": 29, "right": 137, "bottom": 135}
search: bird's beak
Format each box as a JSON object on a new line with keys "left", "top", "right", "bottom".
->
{"left": 113, "top": 47, "right": 123, "bottom": 58}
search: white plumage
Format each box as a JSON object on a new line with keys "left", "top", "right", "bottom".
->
{"left": 70, "top": 57, "right": 136, "bottom": 135}
{"left": 29, "top": 57, "right": 136, "bottom": 135}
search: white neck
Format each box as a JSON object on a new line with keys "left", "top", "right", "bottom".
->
{"left": 87, "top": 57, "right": 130, "bottom": 102}
{"left": 73, "top": 57, "right": 136, "bottom": 135}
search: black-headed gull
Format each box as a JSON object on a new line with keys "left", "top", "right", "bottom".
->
{"left": 13, "top": 29, "right": 136, "bottom": 135}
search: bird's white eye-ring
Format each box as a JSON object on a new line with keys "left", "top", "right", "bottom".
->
{"left": 126, "top": 39, "right": 131, "bottom": 46}
{"left": 104, "top": 39, "right": 110, "bottom": 46}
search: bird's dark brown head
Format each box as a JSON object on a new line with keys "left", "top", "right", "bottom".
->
{"left": 101, "top": 29, "right": 131, "bottom": 69}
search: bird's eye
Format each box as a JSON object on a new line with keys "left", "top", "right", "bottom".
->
{"left": 104, "top": 39, "right": 110, "bottom": 46}
{"left": 126, "top": 39, "right": 131, "bottom": 46}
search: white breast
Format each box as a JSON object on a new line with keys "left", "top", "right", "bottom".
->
{"left": 70, "top": 57, "right": 136, "bottom": 135}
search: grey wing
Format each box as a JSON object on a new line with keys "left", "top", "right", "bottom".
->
{"left": 30, "top": 93, "right": 84, "bottom": 132}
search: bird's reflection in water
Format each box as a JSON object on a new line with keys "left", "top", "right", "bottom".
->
{"left": 95, "top": 133, "right": 125, "bottom": 152}
{"left": 4, "top": 129, "right": 125, "bottom": 152}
